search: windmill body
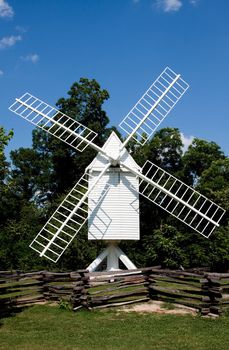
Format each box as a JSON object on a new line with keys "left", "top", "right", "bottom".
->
{"left": 87, "top": 132, "right": 140, "bottom": 241}
{"left": 86, "top": 131, "right": 140, "bottom": 271}
{"left": 8, "top": 67, "right": 226, "bottom": 272}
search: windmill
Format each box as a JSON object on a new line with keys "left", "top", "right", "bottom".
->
{"left": 9, "top": 67, "right": 226, "bottom": 272}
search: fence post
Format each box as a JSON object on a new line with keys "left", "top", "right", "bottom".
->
{"left": 71, "top": 269, "right": 89, "bottom": 311}
{"left": 205, "top": 273, "right": 223, "bottom": 316}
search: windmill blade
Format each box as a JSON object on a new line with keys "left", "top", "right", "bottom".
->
{"left": 30, "top": 163, "right": 111, "bottom": 262}
{"left": 121, "top": 160, "right": 225, "bottom": 238}
{"left": 120, "top": 67, "right": 189, "bottom": 148}
{"left": 9, "top": 93, "right": 98, "bottom": 152}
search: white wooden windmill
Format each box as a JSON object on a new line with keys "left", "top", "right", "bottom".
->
{"left": 9, "top": 67, "right": 226, "bottom": 272}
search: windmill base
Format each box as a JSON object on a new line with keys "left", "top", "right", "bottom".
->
{"left": 87, "top": 242, "right": 137, "bottom": 272}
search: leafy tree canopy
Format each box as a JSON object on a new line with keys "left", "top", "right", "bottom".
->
{"left": 0, "top": 127, "right": 13, "bottom": 154}
{"left": 0, "top": 79, "right": 228, "bottom": 272}
{"left": 182, "top": 138, "right": 225, "bottom": 185}
{"left": 0, "top": 127, "right": 13, "bottom": 182}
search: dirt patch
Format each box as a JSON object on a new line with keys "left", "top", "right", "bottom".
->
{"left": 119, "top": 300, "right": 198, "bottom": 316}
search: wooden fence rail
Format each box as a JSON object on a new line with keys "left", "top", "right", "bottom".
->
{"left": 0, "top": 268, "right": 228, "bottom": 317}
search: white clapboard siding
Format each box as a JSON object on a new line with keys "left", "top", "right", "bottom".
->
{"left": 88, "top": 169, "right": 139, "bottom": 240}
{"left": 87, "top": 132, "right": 140, "bottom": 241}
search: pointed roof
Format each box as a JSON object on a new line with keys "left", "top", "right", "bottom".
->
{"left": 87, "top": 131, "right": 140, "bottom": 171}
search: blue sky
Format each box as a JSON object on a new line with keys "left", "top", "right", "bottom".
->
{"left": 0, "top": 0, "right": 229, "bottom": 158}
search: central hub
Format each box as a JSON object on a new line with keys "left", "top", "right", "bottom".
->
{"left": 110, "top": 158, "right": 120, "bottom": 167}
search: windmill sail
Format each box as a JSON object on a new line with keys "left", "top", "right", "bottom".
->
{"left": 120, "top": 67, "right": 189, "bottom": 147}
{"left": 136, "top": 161, "right": 225, "bottom": 238}
{"left": 30, "top": 164, "right": 111, "bottom": 262}
{"left": 9, "top": 93, "right": 98, "bottom": 152}
{"left": 8, "top": 67, "right": 227, "bottom": 268}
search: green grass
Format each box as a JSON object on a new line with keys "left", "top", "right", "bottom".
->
{"left": 162, "top": 302, "right": 176, "bottom": 310}
{"left": 0, "top": 305, "right": 229, "bottom": 350}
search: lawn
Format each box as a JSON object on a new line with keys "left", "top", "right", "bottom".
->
{"left": 0, "top": 305, "right": 229, "bottom": 350}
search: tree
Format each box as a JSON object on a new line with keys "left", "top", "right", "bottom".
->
{"left": 131, "top": 128, "right": 185, "bottom": 243}
{"left": 128, "top": 131, "right": 229, "bottom": 271}
{"left": 195, "top": 158, "right": 229, "bottom": 270}
{"left": 31, "top": 78, "right": 118, "bottom": 198}
{"left": 132, "top": 128, "right": 183, "bottom": 173}
{"left": 207, "top": 224, "right": 229, "bottom": 271}
{"left": 1, "top": 81, "right": 228, "bottom": 271}
{"left": 0, "top": 127, "right": 13, "bottom": 184}
{"left": 0, "top": 204, "right": 49, "bottom": 270}
{"left": 198, "top": 158, "right": 229, "bottom": 191}
{"left": 0, "top": 78, "right": 120, "bottom": 270}
{"left": 10, "top": 147, "right": 53, "bottom": 204}
{"left": 7, "top": 78, "right": 117, "bottom": 205}
{"left": 142, "top": 224, "right": 189, "bottom": 268}
{"left": 182, "top": 138, "right": 225, "bottom": 185}
{"left": 56, "top": 78, "right": 111, "bottom": 145}
{"left": 0, "top": 127, "right": 16, "bottom": 225}
{"left": 0, "top": 127, "right": 13, "bottom": 150}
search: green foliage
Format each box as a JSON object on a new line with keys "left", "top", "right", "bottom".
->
{"left": 0, "top": 204, "right": 46, "bottom": 270}
{"left": 58, "top": 299, "right": 71, "bottom": 311}
{"left": 162, "top": 302, "right": 176, "bottom": 310}
{"left": 132, "top": 127, "right": 183, "bottom": 173}
{"left": 207, "top": 225, "right": 229, "bottom": 271}
{"left": 0, "top": 127, "right": 17, "bottom": 227}
{"left": 56, "top": 78, "right": 111, "bottom": 144}
{"left": 0, "top": 127, "right": 13, "bottom": 154}
{"left": 55, "top": 227, "right": 103, "bottom": 271}
{"left": 142, "top": 225, "right": 189, "bottom": 268}
{"left": 182, "top": 138, "right": 225, "bottom": 185}
{"left": 0, "top": 127, "right": 13, "bottom": 183}
{"left": 10, "top": 147, "right": 53, "bottom": 203}
{"left": 198, "top": 159, "right": 229, "bottom": 210}
{"left": 31, "top": 78, "right": 118, "bottom": 199}
{"left": 0, "top": 79, "right": 228, "bottom": 272}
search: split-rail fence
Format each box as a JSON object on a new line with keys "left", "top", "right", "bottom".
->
{"left": 0, "top": 267, "right": 228, "bottom": 317}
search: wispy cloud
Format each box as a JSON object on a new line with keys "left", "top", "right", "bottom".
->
{"left": 155, "top": 0, "right": 182, "bottom": 12}
{"left": 21, "top": 53, "right": 39, "bottom": 64}
{"left": 15, "top": 25, "right": 27, "bottom": 33}
{"left": 0, "top": 35, "right": 21, "bottom": 49}
{"left": 0, "top": 69, "right": 3, "bottom": 76}
{"left": 135, "top": 0, "right": 199, "bottom": 12}
{"left": 189, "top": 0, "right": 199, "bottom": 6}
{"left": 181, "top": 132, "right": 194, "bottom": 153}
{"left": 0, "top": 0, "right": 14, "bottom": 18}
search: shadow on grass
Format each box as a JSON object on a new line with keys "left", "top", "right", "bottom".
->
{"left": 0, "top": 301, "right": 29, "bottom": 327}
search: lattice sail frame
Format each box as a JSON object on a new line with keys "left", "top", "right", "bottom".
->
{"left": 119, "top": 67, "right": 189, "bottom": 145}
{"left": 8, "top": 67, "right": 226, "bottom": 264}
{"left": 9, "top": 93, "right": 98, "bottom": 152}
{"left": 30, "top": 171, "right": 112, "bottom": 262}
{"left": 137, "top": 161, "right": 225, "bottom": 238}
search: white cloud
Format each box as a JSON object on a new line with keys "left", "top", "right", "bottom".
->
{"left": 138, "top": 0, "right": 199, "bottom": 12}
{"left": 0, "top": 69, "right": 3, "bottom": 76}
{"left": 181, "top": 132, "right": 194, "bottom": 153}
{"left": 156, "top": 0, "right": 182, "bottom": 12}
{"left": 0, "top": 0, "right": 14, "bottom": 18}
{"left": 21, "top": 53, "right": 39, "bottom": 64}
{"left": 0, "top": 35, "right": 21, "bottom": 49}
{"left": 189, "top": 0, "right": 199, "bottom": 5}
{"left": 15, "top": 25, "right": 27, "bottom": 33}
